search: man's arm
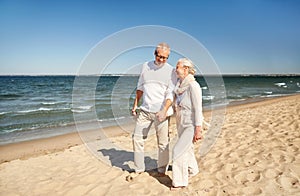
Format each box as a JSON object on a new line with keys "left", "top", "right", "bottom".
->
{"left": 156, "top": 69, "right": 177, "bottom": 122}
{"left": 156, "top": 99, "right": 173, "bottom": 122}
{"left": 132, "top": 90, "right": 143, "bottom": 116}
{"left": 163, "top": 99, "right": 173, "bottom": 112}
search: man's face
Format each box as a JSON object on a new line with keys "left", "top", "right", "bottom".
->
{"left": 154, "top": 48, "right": 170, "bottom": 66}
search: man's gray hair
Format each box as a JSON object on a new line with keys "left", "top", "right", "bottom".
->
{"left": 156, "top": 42, "right": 170, "bottom": 51}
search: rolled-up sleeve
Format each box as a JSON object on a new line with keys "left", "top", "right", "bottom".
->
{"left": 137, "top": 63, "right": 147, "bottom": 91}
{"left": 165, "top": 69, "right": 177, "bottom": 101}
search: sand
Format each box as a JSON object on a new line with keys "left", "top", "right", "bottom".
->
{"left": 0, "top": 94, "right": 299, "bottom": 195}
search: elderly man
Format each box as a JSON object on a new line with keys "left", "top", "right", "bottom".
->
{"left": 131, "top": 42, "right": 177, "bottom": 175}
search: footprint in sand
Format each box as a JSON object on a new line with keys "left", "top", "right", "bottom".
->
{"left": 233, "top": 170, "right": 249, "bottom": 185}
{"left": 263, "top": 168, "right": 283, "bottom": 178}
{"left": 196, "top": 179, "right": 214, "bottom": 190}
{"left": 287, "top": 145, "right": 299, "bottom": 153}
{"left": 241, "top": 186, "right": 262, "bottom": 195}
{"left": 208, "top": 162, "right": 224, "bottom": 173}
{"left": 207, "top": 152, "right": 222, "bottom": 158}
{"left": 243, "top": 158, "right": 259, "bottom": 167}
{"left": 233, "top": 170, "right": 261, "bottom": 185}
{"left": 271, "top": 150, "right": 287, "bottom": 163}
{"left": 246, "top": 170, "right": 261, "bottom": 182}
{"left": 276, "top": 175, "right": 299, "bottom": 191}
{"left": 284, "top": 154, "right": 296, "bottom": 163}
{"left": 223, "top": 162, "right": 238, "bottom": 173}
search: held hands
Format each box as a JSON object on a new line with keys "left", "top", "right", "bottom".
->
{"left": 156, "top": 108, "right": 167, "bottom": 122}
{"left": 193, "top": 126, "right": 202, "bottom": 143}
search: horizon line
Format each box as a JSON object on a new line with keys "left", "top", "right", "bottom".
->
{"left": 1, "top": 73, "right": 300, "bottom": 77}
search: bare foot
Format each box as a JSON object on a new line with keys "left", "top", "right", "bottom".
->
{"left": 125, "top": 172, "right": 142, "bottom": 182}
{"left": 170, "top": 186, "right": 185, "bottom": 191}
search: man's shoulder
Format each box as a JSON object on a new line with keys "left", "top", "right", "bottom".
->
{"left": 160, "top": 63, "right": 175, "bottom": 74}
{"left": 164, "top": 63, "right": 174, "bottom": 70}
{"left": 144, "top": 61, "right": 155, "bottom": 66}
{"left": 142, "top": 61, "right": 155, "bottom": 70}
{"left": 143, "top": 61, "right": 174, "bottom": 71}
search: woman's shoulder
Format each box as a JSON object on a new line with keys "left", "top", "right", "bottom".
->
{"left": 189, "top": 80, "right": 201, "bottom": 89}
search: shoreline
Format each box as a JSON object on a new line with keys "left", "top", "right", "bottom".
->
{"left": 0, "top": 94, "right": 299, "bottom": 164}
{"left": 1, "top": 92, "right": 299, "bottom": 146}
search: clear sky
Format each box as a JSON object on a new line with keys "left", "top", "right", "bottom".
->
{"left": 0, "top": 0, "right": 299, "bottom": 75}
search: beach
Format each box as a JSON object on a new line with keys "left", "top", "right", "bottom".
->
{"left": 0, "top": 94, "right": 299, "bottom": 195}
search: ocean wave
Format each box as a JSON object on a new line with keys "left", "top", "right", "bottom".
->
{"left": 262, "top": 94, "right": 289, "bottom": 98}
{"left": 0, "top": 93, "right": 23, "bottom": 100}
{"left": 40, "top": 101, "right": 68, "bottom": 106}
{"left": 274, "top": 82, "right": 286, "bottom": 87}
{"left": 227, "top": 94, "right": 243, "bottom": 98}
{"left": 0, "top": 111, "right": 10, "bottom": 116}
{"left": 71, "top": 105, "right": 93, "bottom": 113}
{"left": 265, "top": 93, "right": 290, "bottom": 97}
{"left": 17, "top": 108, "right": 52, "bottom": 113}
{"left": 202, "top": 95, "right": 215, "bottom": 100}
{"left": 16, "top": 107, "right": 71, "bottom": 114}
{"left": 0, "top": 127, "right": 24, "bottom": 134}
{"left": 264, "top": 91, "right": 273, "bottom": 95}
{"left": 41, "top": 102, "right": 58, "bottom": 105}
{"left": 227, "top": 98, "right": 247, "bottom": 103}
{"left": 77, "top": 105, "right": 93, "bottom": 110}
{"left": 0, "top": 121, "right": 76, "bottom": 137}
{"left": 71, "top": 110, "right": 87, "bottom": 113}
{"left": 249, "top": 94, "right": 262, "bottom": 98}
{"left": 97, "top": 116, "right": 127, "bottom": 122}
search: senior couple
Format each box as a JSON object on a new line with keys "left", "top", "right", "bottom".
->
{"left": 131, "top": 42, "right": 203, "bottom": 190}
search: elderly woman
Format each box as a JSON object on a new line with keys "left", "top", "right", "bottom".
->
{"left": 171, "top": 58, "right": 203, "bottom": 190}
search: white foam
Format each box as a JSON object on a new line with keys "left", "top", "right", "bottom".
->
{"left": 71, "top": 105, "right": 93, "bottom": 113}
{"left": 17, "top": 108, "right": 52, "bottom": 113}
{"left": 203, "top": 95, "right": 215, "bottom": 100}
{"left": 274, "top": 82, "right": 286, "bottom": 87}
{"left": 42, "top": 102, "right": 57, "bottom": 105}
{"left": 0, "top": 111, "right": 9, "bottom": 115}
{"left": 264, "top": 91, "right": 273, "bottom": 94}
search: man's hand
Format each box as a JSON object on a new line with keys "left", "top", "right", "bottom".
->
{"left": 132, "top": 90, "right": 143, "bottom": 116}
{"left": 131, "top": 106, "right": 137, "bottom": 116}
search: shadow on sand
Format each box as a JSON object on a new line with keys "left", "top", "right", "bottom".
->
{"left": 98, "top": 148, "right": 172, "bottom": 188}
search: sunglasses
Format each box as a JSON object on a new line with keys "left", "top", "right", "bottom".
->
{"left": 155, "top": 51, "right": 169, "bottom": 60}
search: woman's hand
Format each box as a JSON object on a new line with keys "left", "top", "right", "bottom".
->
{"left": 193, "top": 126, "right": 202, "bottom": 143}
{"left": 156, "top": 108, "right": 167, "bottom": 122}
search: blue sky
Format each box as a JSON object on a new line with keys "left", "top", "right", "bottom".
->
{"left": 0, "top": 0, "right": 299, "bottom": 75}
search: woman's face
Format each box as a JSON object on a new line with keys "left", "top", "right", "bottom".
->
{"left": 176, "top": 63, "right": 188, "bottom": 80}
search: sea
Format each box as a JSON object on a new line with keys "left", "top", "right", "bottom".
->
{"left": 0, "top": 75, "right": 299, "bottom": 145}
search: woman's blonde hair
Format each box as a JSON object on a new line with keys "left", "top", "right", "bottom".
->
{"left": 177, "top": 58, "right": 196, "bottom": 75}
